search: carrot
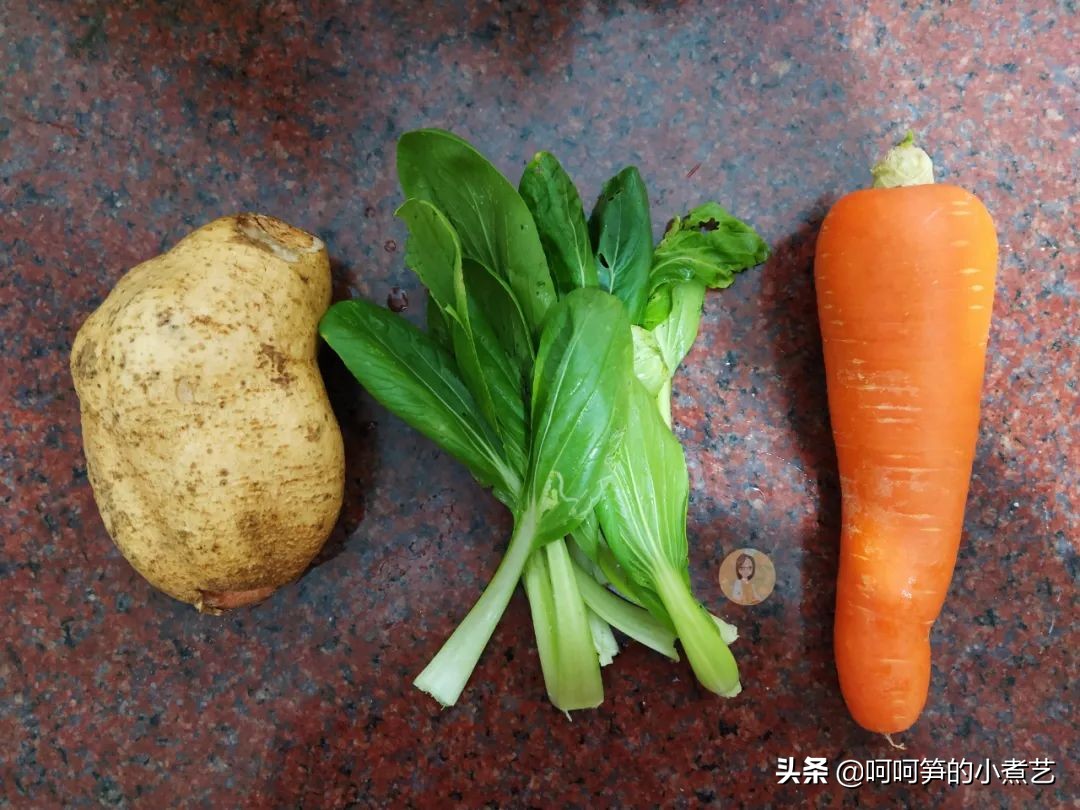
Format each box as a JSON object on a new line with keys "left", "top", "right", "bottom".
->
{"left": 814, "top": 133, "right": 998, "bottom": 734}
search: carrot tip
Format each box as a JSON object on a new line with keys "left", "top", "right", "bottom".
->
{"left": 870, "top": 133, "right": 934, "bottom": 189}
{"left": 883, "top": 733, "right": 907, "bottom": 751}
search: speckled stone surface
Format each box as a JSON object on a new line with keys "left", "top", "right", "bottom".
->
{"left": 1, "top": 1, "right": 1076, "bottom": 806}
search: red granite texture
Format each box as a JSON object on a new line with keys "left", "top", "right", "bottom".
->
{"left": 0, "top": 0, "right": 1075, "bottom": 806}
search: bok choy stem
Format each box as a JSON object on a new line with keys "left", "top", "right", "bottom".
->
{"left": 523, "top": 539, "right": 606, "bottom": 713}
{"left": 540, "top": 539, "right": 605, "bottom": 712}
{"left": 652, "top": 563, "right": 741, "bottom": 697}
{"left": 572, "top": 563, "right": 679, "bottom": 661}
{"left": 414, "top": 509, "right": 538, "bottom": 706}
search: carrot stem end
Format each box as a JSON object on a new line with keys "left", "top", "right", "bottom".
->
{"left": 870, "top": 131, "right": 935, "bottom": 189}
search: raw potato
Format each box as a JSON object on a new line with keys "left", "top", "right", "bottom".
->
{"left": 71, "top": 214, "right": 345, "bottom": 612}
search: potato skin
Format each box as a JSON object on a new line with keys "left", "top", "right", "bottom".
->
{"left": 71, "top": 214, "right": 345, "bottom": 611}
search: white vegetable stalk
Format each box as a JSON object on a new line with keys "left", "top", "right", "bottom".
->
{"left": 413, "top": 510, "right": 539, "bottom": 707}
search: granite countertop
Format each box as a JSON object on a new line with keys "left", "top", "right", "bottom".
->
{"left": 1, "top": 1, "right": 1075, "bottom": 806}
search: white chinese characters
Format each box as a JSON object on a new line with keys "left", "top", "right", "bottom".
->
{"left": 775, "top": 756, "right": 1057, "bottom": 788}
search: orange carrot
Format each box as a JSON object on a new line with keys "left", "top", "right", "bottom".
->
{"left": 814, "top": 133, "right": 998, "bottom": 734}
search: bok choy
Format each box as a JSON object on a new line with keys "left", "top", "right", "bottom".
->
{"left": 320, "top": 128, "right": 768, "bottom": 710}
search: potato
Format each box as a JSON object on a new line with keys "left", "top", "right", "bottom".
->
{"left": 71, "top": 214, "right": 345, "bottom": 612}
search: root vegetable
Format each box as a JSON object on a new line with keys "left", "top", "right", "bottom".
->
{"left": 71, "top": 214, "right": 345, "bottom": 612}
{"left": 815, "top": 135, "right": 998, "bottom": 733}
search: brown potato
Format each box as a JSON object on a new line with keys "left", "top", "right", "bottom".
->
{"left": 71, "top": 214, "right": 345, "bottom": 612}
